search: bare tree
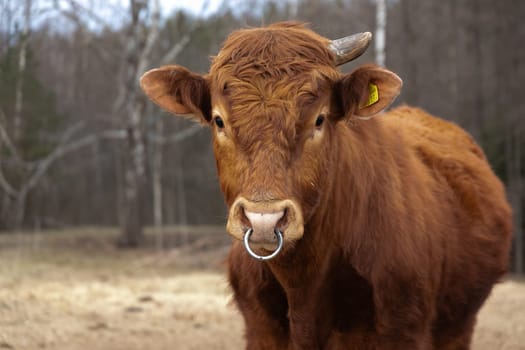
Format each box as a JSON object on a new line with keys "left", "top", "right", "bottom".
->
{"left": 0, "top": 112, "right": 78, "bottom": 227}
{"left": 147, "top": 25, "right": 201, "bottom": 248}
{"left": 46, "top": 0, "right": 200, "bottom": 244}
{"left": 109, "top": 0, "right": 161, "bottom": 246}
{"left": 0, "top": 0, "right": 98, "bottom": 229}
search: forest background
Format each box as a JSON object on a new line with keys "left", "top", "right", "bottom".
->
{"left": 0, "top": 0, "right": 524, "bottom": 273}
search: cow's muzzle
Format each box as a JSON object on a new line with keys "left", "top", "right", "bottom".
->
{"left": 226, "top": 197, "right": 304, "bottom": 258}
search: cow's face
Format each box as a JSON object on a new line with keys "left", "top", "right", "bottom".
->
{"left": 140, "top": 23, "right": 402, "bottom": 256}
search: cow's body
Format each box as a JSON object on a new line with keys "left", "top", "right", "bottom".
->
{"left": 228, "top": 105, "right": 511, "bottom": 349}
{"left": 141, "top": 23, "right": 512, "bottom": 349}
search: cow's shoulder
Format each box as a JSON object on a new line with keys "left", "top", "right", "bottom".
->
{"left": 382, "top": 105, "right": 509, "bottom": 221}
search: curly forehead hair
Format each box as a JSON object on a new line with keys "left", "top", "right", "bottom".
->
{"left": 210, "top": 22, "right": 337, "bottom": 78}
{"left": 210, "top": 23, "right": 339, "bottom": 112}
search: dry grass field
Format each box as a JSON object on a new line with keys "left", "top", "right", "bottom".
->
{"left": 0, "top": 228, "right": 523, "bottom": 350}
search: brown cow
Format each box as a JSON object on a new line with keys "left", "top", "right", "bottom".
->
{"left": 140, "top": 22, "right": 512, "bottom": 349}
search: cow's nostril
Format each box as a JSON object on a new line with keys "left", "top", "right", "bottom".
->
{"left": 244, "top": 210, "right": 285, "bottom": 235}
{"left": 277, "top": 207, "right": 289, "bottom": 231}
{"left": 239, "top": 206, "right": 251, "bottom": 228}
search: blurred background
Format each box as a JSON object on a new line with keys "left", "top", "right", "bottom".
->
{"left": 0, "top": 1, "right": 524, "bottom": 349}
{"left": 1, "top": 0, "right": 523, "bottom": 266}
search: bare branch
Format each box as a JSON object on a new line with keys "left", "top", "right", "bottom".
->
{"left": 56, "top": 0, "right": 113, "bottom": 29}
{"left": 158, "top": 0, "right": 210, "bottom": 66}
{"left": 0, "top": 109, "right": 22, "bottom": 162}
{"left": 148, "top": 124, "right": 202, "bottom": 144}
{"left": 87, "top": 37, "right": 120, "bottom": 66}
{"left": 51, "top": 1, "right": 120, "bottom": 65}
{"left": 23, "top": 122, "right": 85, "bottom": 192}
{"left": 58, "top": 121, "right": 85, "bottom": 144}
{"left": 136, "top": 0, "right": 161, "bottom": 82}
{"left": 23, "top": 125, "right": 126, "bottom": 194}
{"left": 0, "top": 165, "right": 17, "bottom": 198}
{"left": 0, "top": 110, "right": 20, "bottom": 198}
{"left": 100, "top": 129, "right": 127, "bottom": 140}
{"left": 160, "top": 34, "right": 190, "bottom": 64}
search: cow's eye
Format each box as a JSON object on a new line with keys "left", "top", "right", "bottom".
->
{"left": 214, "top": 116, "right": 225, "bottom": 129}
{"left": 315, "top": 115, "right": 325, "bottom": 128}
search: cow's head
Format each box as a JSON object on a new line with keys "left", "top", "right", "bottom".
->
{"left": 140, "top": 22, "right": 402, "bottom": 258}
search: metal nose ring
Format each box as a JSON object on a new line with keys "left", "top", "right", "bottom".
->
{"left": 243, "top": 228, "right": 284, "bottom": 261}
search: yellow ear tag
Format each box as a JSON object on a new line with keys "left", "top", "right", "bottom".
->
{"left": 360, "top": 83, "right": 379, "bottom": 109}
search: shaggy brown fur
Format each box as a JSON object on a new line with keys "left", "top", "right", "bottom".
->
{"left": 140, "top": 22, "right": 512, "bottom": 350}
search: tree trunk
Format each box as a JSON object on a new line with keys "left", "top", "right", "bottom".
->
{"left": 152, "top": 114, "right": 164, "bottom": 250}
{"left": 470, "top": 0, "right": 484, "bottom": 140}
{"left": 447, "top": 0, "right": 458, "bottom": 119}
{"left": 0, "top": 195, "right": 23, "bottom": 230}
{"left": 118, "top": 123, "right": 146, "bottom": 247}
{"left": 400, "top": 0, "right": 418, "bottom": 104}
{"left": 375, "top": 0, "right": 386, "bottom": 66}
{"left": 175, "top": 159, "right": 188, "bottom": 245}
{"left": 116, "top": 0, "right": 160, "bottom": 247}
{"left": 13, "top": 0, "right": 31, "bottom": 144}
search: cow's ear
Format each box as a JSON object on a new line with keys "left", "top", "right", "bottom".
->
{"left": 140, "top": 65, "right": 211, "bottom": 123}
{"left": 336, "top": 64, "right": 402, "bottom": 119}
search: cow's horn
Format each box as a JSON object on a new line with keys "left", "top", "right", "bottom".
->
{"left": 329, "top": 32, "right": 372, "bottom": 66}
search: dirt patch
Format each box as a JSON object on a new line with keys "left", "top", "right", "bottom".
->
{"left": 0, "top": 228, "right": 523, "bottom": 349}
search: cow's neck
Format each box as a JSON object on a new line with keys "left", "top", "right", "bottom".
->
{"left": 262, "top": 120, "right": 390, "bottom": 345}
{"left": 268, "top": 119, "right": 392, "bottom": 287}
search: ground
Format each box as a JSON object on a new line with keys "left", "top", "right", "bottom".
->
{"left": 0, "top": 228, "right": 523, "bottom": 350}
